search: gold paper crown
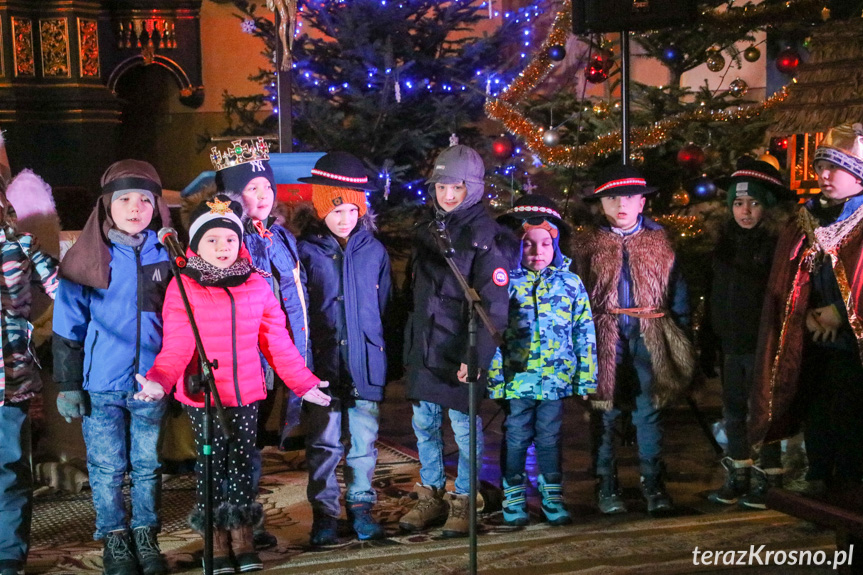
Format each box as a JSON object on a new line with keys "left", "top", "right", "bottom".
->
{"left": 210, "top": 137, "right": 270, "bottom": 171}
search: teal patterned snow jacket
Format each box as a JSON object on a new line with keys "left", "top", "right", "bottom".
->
{"left": 488, "top": 257, "right": 597, "bottom": 400}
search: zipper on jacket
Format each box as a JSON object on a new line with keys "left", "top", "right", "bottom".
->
{"left": 134, "top": 245, "right": 143, "bottom": 389}
{"left": 85, "top": 330, "right": 100, "bottom": 382}
{"left": 223, "top": 288, "right": 242, "bottom": 405}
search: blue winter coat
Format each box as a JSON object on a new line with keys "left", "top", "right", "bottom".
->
{"left": 243, "top": 219, "right": 309, "bottom": 362}
{"left": 53, "top": 230, "right": 171, "bottom": 392}
{"left": 298, "top": 221, "right": 391, "bottom": 402}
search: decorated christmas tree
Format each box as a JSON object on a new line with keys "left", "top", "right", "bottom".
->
{"left": 210, "top": 0, "right": 544, "bottom": 203}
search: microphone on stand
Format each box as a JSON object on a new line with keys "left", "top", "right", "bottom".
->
{"left": 434, "top": 219, "right": 455, "bottom": 258}
{"left": 158, "top": 227, "right": 188, "bottom": 268}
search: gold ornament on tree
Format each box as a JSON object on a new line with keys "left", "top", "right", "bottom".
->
{"left": 706, "top": 50, "right": 726, "bottom": 72}
{"left": 592, "top": 101, "right": 609, "bottom": 119}
{"left": 267, "top": 0, "right": 298, "bottom": 70}
{"left": 728, "top": 78, "right": 748, "bottom": 97}
{"left": 671, "top": 190, "right": 691, "bottom": 207}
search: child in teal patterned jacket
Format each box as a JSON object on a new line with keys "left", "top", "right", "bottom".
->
{"left": 488, "top": 195, "right": 596, "bottom": 527}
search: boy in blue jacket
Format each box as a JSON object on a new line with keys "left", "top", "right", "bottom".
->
{"left": 296, "top": 152, "right": 391, "bottom": 545}
{"left": 52, "top": 161, "right": 172, "bottom": 575}
{"left": 489, "top": 195, "right": 597, "bottom": 526}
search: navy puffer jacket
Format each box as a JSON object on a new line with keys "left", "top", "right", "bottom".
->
{"left": 298, "top": 218, "right": 391, "bottom": 401}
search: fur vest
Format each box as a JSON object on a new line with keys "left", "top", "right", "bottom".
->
{"left": 572, "top": 222, "right": 696, "bottom": 409}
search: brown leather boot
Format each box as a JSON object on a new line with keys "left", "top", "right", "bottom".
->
{"left": 230, "top": 524, "right": 263, "bottom": 572}
{"left": 211, "top": 528, "right": 234, "bottom": 575}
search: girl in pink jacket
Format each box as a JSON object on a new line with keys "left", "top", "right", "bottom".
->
{"left": 135, "top": 195, "right": 329, "bottom": 574}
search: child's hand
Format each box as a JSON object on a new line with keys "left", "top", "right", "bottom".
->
{"left": 457, "top": 363, "right": 468, "bottom": 382}
{"left": 134, "top": 374, "right": 165, "bottom": 402}
{"left": 302, "top": 380, "right": 331, "bottom": 406}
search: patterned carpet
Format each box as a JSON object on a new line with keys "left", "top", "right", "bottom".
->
{"left": 28, "top": 441, "right": 838, "bottom": 575}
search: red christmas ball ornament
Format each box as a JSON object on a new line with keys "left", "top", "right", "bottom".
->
{"left": 775, "top": 48, "right": 801, "bottom": 75}
{"left": 677, "top": 143, "right": 705, "bottom": 169}
{"left": 492, "top": 136, "right": 514, "bottom": 159}
{"left": 584, "top": 57, "right": 609, "bottom": 84}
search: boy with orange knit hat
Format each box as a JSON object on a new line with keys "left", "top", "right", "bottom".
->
{"left": 296, "top": 152, "right": 392, "bottom": 545}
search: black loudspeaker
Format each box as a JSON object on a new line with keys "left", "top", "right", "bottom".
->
{"left": 572, "top": 0, "right": 698, "bottom": 34}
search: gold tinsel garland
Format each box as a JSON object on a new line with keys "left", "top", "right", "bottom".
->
{"left": 485, "top": 0, "right": 804, "bottom": 168}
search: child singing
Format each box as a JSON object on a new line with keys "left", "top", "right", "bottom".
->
{"left": 134, "top": 195, "right": 330, "bottom": 574}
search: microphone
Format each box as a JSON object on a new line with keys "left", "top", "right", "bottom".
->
{"left": 434, "top": 219, "right": 455, "bottom": 258}
{"left": 158, "top": 227, "right": 188, "bottom": 268}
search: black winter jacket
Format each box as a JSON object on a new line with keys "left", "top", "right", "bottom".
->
{"left": 708, "top": 221, "right": 776, "bottom": 355}
{"left": 404, "top": 203, "right": 517, "bottom": 412}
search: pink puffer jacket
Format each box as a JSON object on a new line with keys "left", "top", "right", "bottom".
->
{"left": 146, "top": 265, "right": 319, "bottom": 408}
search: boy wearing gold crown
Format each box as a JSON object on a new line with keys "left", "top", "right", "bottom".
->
{"left": 134, "top": 195, "right": 330, "bottom": 574}
{"left": 209, "top": 138, "right": 310, "bottom": 549}
{"left": 751, "top": 123, "right": 863, "bottom": 493}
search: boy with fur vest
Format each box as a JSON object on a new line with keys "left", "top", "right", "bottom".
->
{"left": 572, "top": 165, "right": 695, "bottom": 515}
{"left": 135, "top": 195, "right": 330, "bottom": 574}
{"left": 488, "top": 195, "right": 597, "bottom": 527}
{"left": 295, "top": 152, "right": 392, "bottom": 545}
{"left": 751, "top": 123, "right": 863, "bottom": 494}
{"left": 399, "top": 145, "right": 515, "bottom": 537}
{"left": 53, "top": 160, "right": 173, "bottom": 575}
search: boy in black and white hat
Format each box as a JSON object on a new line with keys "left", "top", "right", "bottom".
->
{"left": 573, "top": 164, "right": 695, "bottom": 516}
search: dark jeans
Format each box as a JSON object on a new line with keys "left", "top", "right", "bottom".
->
{"left": 186, "top": 402, "right": 259, "bottom": 510}
{"left": 0, "top": 401, "right": 30, "bottom": 570}
{"left": 591, "top": 336, "right": 663, "bottom": 476}
{"left": 800, "top": 348, "right": 863, "bottom": 485}
{"left": 500, "top": 398, "right": 564, "bottom": 482}
{"left": 722, "top": 353, "right": 781, "bottom": 467}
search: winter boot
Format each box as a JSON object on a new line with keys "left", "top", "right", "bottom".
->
{"left": 596, "top": 472, "right": 627, "bottom": 515}
{"left": 707, "top": 457, "right": 752, "bottom": 505}
{"left": 348, "top": 501, "right": 384, "bottom": 541}
{"left": 640, "top": 472, "right": 674, "bottom": 514}
{"left": 740, "top": 467, "right": 783, "bottom": 510}
{"left": 538, "top": 474, "right": 572, "bottom": 526}
{"left": 309, "top": 511, "right": 339, "bottom": 546}
{"left": 441, "top": 493, "right": 470, "bottom": 538}
{"left": 210, "top": 528, "right": 235, "bottom": 575}
{"left": 102, "top": 530, "right": 139, "bottom": 575}
{"left": 252, "top": 512, "right": 277, "bottom": 550}
{"left": 399, "top": 483, "right": 449, "bottom": 532}
{"left": 501, "top": 475, "right": 529, "bottom": 526}
{"left": 132, "top": 526, "right": 169, "bottom": 575}
{"left": 230, "top": 523, "right": 263, "bottom": 572}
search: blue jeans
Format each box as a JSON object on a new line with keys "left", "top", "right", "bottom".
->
{"left": 82, "top": 391, "right": 167, "bottom": 539}
{"left": 0, "top": 402, "right": 31, "bottom": 570}
{"left": 306, "top": 398, "right": 379, "bottom": 518}
{"left": 501, "top": 398, "right": 563, "bottom": 481}
{"left": 412, "top": 400, "right": 482, "bottom": 495}
{"left": 591, "top": 336, "right": 664, "bottom": 476}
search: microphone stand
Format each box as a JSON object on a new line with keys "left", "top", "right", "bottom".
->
{"left": 432, "top": 220, "right": 502, "bottom": 575}
{"left": 165, "top": 258, "right": 232, "bottom": 575}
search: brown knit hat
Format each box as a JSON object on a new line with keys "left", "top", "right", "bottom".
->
{"left": 311, "top": 185, "right": 368, "bottom": 219}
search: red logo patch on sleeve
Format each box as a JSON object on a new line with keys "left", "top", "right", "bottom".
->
{"left": 492, "top": 268, "right": 509, "bottom": 286}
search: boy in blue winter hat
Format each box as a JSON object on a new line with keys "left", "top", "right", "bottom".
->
{"left": 489, "top": 194, "right": 597, "bottom": 526}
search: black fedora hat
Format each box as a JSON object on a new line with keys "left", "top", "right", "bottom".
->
{"left": 718, "top": 156, "right": 793, "bottom": 206}
{"left": 498, "top": 194, "right": 571, "bottom": 233}
{"left": 586, "top": 164, "right": 658, "bottom": 199}
{"left": 298, "top": 151, "right": 377, "bottom": 191}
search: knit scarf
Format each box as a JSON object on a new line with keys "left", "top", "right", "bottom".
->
{"left": 181, "top": 256, "right": 270, "bottom": 288}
